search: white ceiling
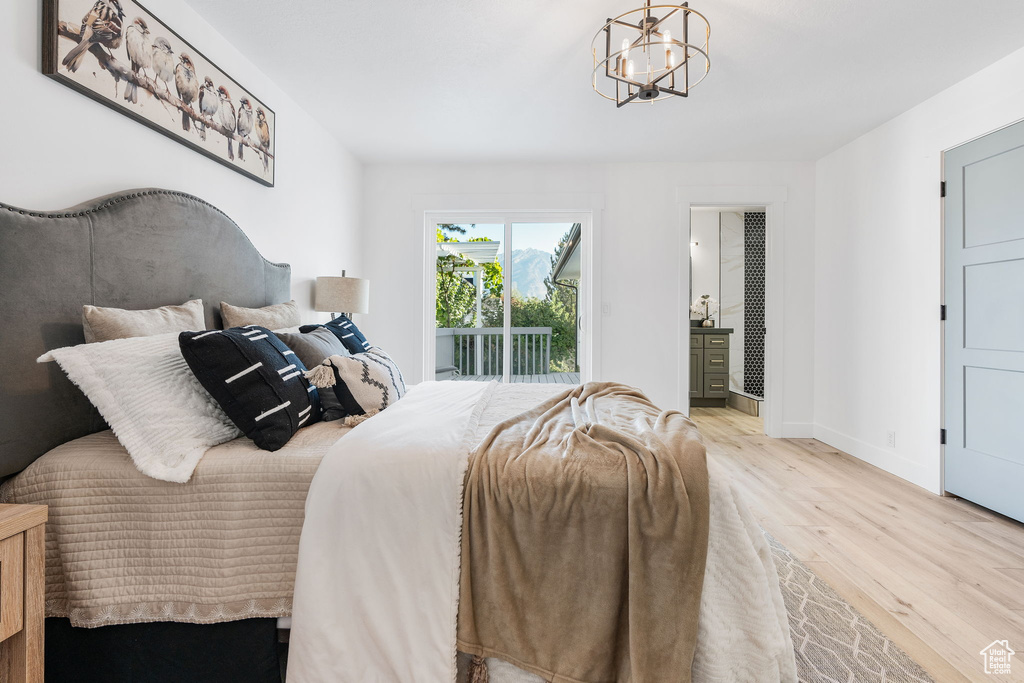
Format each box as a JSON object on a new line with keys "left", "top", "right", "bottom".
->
{"left": 186, "top": 0, "right": 1024, "bottom": 164}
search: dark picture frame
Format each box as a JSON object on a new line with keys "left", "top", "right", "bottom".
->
{"left": 43, "top": 0, "right": 276, "bottom": 187}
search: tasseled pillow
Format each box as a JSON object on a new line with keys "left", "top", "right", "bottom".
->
{"left": 304, "top": 347, "right": 405, "bottom": 421}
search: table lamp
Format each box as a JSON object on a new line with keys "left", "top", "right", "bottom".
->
{"left": 315, "top": 271, "right": 369, "bottom": 318}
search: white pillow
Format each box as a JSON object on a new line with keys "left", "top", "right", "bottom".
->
{"left": 39, "top": 333, "right": 240, "bottom": 483}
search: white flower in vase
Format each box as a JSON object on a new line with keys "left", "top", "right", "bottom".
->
{"left": 690, "top": 295, "right": 719, "bottom": 327}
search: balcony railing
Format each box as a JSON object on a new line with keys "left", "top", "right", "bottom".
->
{"left": 436, "top": 327, "right": 552, "bottom": 378}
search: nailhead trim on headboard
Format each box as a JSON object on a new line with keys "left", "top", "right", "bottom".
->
{"left": 0, "top": 189, "right": 288, "bottom": 271}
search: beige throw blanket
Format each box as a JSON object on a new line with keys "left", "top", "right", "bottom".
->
{"left": 457, "top": 382, "right": 711, "bottom": 683}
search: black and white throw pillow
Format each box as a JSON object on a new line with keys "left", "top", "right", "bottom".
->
{"left": 180, "top": 326, "right": 321, "bottom": 451}
{"left": 300, "top": 314, "right": 370, "bottom": 354}
{"left": 305, "top": 347, "right": 406, "bottom": 420}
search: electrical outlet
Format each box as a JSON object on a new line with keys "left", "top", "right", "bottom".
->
{"left": 886, "top": 431, "right": 896, "bottom": 449}
{"left": 602, "top": 303, "right": 611, "bottom": 316}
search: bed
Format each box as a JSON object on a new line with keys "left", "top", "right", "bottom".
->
{"left": 0, "top": 189, "right": 795, "bottom": 682}
{"left": 0, "top": 189, "right": 302, "bottom": 681}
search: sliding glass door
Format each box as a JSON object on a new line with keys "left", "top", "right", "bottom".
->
{"left": 431, "top": 215, "right": 586, "bottom": 385}
{"left": 434, "top": 221, "right": 505, "bottom": 381}
{"left": 508, "top": 222, "right": 581, "bottom": 384}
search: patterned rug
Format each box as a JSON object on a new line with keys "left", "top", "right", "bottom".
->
{"left": 767, "top": 534, "right": 935, "bottom": 683}
{"left": 285, "top": 535, "right": 939, "bottom": 682}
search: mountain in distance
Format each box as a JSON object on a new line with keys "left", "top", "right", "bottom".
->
{"left": 496, "top": 248, "right": 553, "bottom": 299}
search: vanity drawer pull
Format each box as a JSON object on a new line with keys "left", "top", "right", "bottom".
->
{"left": 703, "top": 335, "right": 729, "bottom": 349}
{"left": 711, "top": 359, "right": 724, "bottom": 364}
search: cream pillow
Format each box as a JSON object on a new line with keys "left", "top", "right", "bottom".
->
{"left": 221, "top": 300, "right": 300, "bottom": 329}
{"left": 82, "top": 299, "right": 205, "bottom": 343}
{"left": 305, "top": 347, "right": 406, "bottom": 419}
{"left": 38, "top": 333, "right": 240, "bottom": 483}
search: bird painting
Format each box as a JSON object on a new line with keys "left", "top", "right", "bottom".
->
{"left": 174, "top": 53, "right": 199, "bottom": 132}
{"left": 217, "top": 86, "right": 237, "bottom": 161}
{"left": 256, "top": 108, "right": 271, "bottom": 171}
{"left": 198, "top": 77, "right": 219, "bottom": 141}
{"left": 236, "top": 98, "right": 254, "bottom": 161}
{"left": 47, "top": 0, "right": 275, "bottom": 186}
{"left": 122, "top": 17, "right": 151, "bottom": 105}
{"left": 150, "top": 36, "right": 174, "bottom": 95}
{"left": 62, "top": 0, "right": 125, "bottom": 73}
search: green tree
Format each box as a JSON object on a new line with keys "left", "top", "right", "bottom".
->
{"left": 483, "top": 228, "right": 579, "bottom": 373}
{"left": 436, "top": 225, "right": 502, "bottom": 328}
{"left": 539, "top": 228, "right": 579, "bottom": 372}
{"left": 437, "top": 223, "right": 467, "bottom": 236}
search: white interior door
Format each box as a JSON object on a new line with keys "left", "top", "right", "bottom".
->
{"left": 944, "top": 119, "right": 1024, "bottom": 522}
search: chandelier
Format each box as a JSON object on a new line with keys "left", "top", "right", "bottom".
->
{"left": 592, "top": 1, "right": 711, "bottom": 106}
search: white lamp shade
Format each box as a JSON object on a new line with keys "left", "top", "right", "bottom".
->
{"left": 315, "top": 276, "right": 370, "bottom": 314}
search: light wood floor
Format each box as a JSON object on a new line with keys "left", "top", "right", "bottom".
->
{"left": 691, "top": 407, "right": 1024, "bottom": 683}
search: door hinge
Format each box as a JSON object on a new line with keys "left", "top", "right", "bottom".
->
{"left": 941, "top": 181, "right": 946, "bottom": 198}
{"left": 940, "top": 304, "right": 947, "bottom": 321}
{"left": 940, "top": 428, "right": 947, "bottom": 445}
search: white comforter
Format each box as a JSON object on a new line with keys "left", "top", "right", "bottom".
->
{"left": 289, "top": 381, "right": 796, "bottom": 682}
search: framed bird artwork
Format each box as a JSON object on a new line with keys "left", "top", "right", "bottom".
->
{"left": 43, "top": 0, "right": 276, "bottom": 187}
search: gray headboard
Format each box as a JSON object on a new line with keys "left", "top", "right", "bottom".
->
{"left": 0, "top": 189, "right": 291, "bottom": 478}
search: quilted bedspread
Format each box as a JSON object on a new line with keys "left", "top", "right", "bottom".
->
{"left": 0, "top": 420, "right": 349, "bottom": 627}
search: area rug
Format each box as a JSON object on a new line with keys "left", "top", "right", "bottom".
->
{"left": 286, "top": 535, "right": 938, "bottom": 682}
{"left": 767, "top": 533, "right": 935, "bottom": 683}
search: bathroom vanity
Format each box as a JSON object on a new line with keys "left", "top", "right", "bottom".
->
{"left": 690, "top": 327, "right": 733, "bottom": 406}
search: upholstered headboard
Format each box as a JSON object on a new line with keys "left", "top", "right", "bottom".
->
{"left": 0, "top": 189, "right": 291, "bottom": 478}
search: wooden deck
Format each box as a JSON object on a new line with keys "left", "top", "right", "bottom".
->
{"left": 453, "top": 372, "right": 580, "bottom": 384}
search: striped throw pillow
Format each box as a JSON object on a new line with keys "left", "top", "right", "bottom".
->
{"left": 179, "top": 326, "right": 321, "bottom": 451}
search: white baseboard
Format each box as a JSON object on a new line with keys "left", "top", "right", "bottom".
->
{"left": 812, "top": 424, "right": 939, "bottom": 493}
{"left": 781, "top": 422, "right": 814, "bottom": 438}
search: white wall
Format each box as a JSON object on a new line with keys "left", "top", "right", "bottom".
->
{"left": 1, "top": 0, "right": 362, "bottom": 318}
{"left": 362, "top": 162, "right": 816, "bottom": 427}
{"left": 814, "top": 45, "right": 1024, "bottom": 494}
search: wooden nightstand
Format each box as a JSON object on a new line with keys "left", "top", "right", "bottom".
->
{"left": 0, "top": 504, "right": 47, "bottom": 683}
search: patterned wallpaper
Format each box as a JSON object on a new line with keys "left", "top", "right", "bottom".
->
{"left": 743, "top": 212, "right": 766, "bottom": 398}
